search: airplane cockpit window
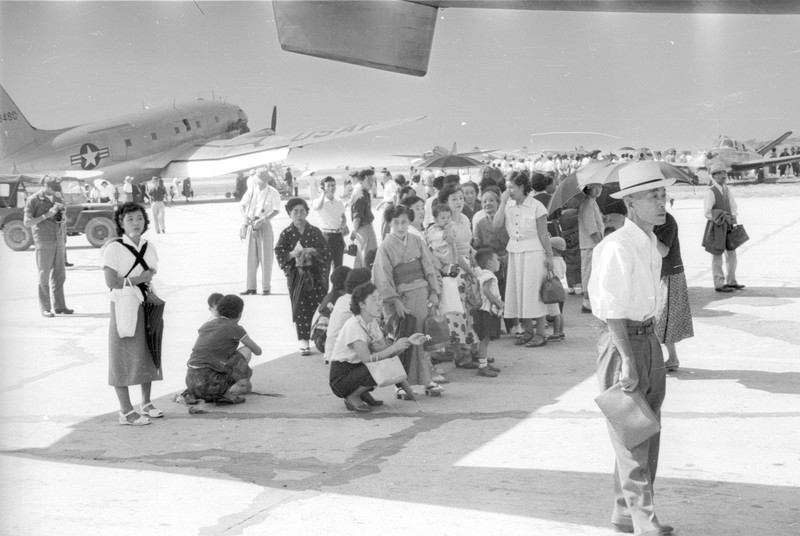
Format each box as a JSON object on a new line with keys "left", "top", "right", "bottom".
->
{"left": 722, "top": 138, "right": 734, "bottom": 148}
{"left": 182, "top": 119, "right": 191, "bottom": 131}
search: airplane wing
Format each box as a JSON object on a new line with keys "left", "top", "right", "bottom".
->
{"left": 272, "top": 1, "right": 799, "bottom": 76}
{"left": 286, "top": 116, "right": 424, "bottom": 149}
{"left": 159, "top": 116, "right": 424, "bottom": 178}
{"left": 730, "top": 154, "right": 800, "bottom": 173}
{"left": 160, "top": 131, "right": 291, "bottom": 178}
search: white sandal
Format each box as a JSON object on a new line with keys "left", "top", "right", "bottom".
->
{"left": 119, "top": 409, "right": 151, "bottom": 426}
{"left": 139, "top": 402, "right": 164, "bottom": 418}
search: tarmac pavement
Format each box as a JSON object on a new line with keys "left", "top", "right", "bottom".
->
{"left": 1, "top": 191, "right": 798, "bottom": 535}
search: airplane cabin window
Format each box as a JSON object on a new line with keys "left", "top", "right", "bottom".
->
{"left": 182, "top": 119, "right": 191, "bottom": 131}
{"left": 125, "top": 139, "right": 132, "bottom": 147}
{"left": 150, "top": 132, "right": 158, "bottom": 140}
{"left": 174, "top": 126, "right": 180, "bottom": 134}
{"left": 195, "top": 121, "right": 201, "bottom": 129}
{"left": 214, "top": 116, "right": 220, "bottom": 123}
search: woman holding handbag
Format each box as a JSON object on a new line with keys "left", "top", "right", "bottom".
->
{"left": 373, "top": 204, "right": 444, "bottom": 398}
{"left": 102, "top": 202, "right": 162, "bottom": 426}
{"left": 328, "top": 283, "right": 425, "bottom": 413}
{"left": 493, "top": 171, "right": 555, "bottom": 348}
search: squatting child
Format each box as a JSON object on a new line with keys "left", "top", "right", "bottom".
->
{"left": 471, "top": 248, "right": 504, "bottom": 377}
{"left": 183, "top": 294, "right": 262, "bottom": 405}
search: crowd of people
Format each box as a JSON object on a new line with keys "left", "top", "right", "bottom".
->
{"left": 22, "top": 151, "right": 766, "bottom": 535}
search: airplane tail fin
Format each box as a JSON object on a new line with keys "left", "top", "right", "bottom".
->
{"left": 0, "top": 85, "right": 39, "bottom": 159}
{"left": 756, "top": 131, "right": 792, "bottom": 156}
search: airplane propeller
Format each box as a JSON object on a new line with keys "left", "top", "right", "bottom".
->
{"left": 271, "top": 106, "right": 277, "bottom": 133}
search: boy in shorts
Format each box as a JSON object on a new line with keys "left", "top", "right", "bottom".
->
{"left": 472, "top": 248, "right": 504, "bottom": 377}
{"left": 183, "top": 294, "right": 262, "bottom": 405}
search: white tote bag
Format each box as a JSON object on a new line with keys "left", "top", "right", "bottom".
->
{"left": 110, "top": 279, "right": 141, "bottom": 338}
{"left": 365, "top": 355, "right": 408, "bottom": 387}
{"left": 439, "top": 276, "right": 464, "bottom": 315}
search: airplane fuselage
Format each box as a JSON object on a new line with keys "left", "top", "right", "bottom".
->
{"left": 1, "top": 99, "right": 248, "bottom": 184}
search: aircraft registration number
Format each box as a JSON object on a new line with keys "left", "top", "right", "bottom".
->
{"left": 0, "top": 111, "right": 19, "bottom": 122}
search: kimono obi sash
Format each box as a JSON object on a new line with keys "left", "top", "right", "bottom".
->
{"left": 393, "top": 259, "right": 425, "bottom": 286}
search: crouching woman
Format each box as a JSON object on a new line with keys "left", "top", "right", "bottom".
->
{"left": 328, "top": 282, "right": 426, "bottom": 413}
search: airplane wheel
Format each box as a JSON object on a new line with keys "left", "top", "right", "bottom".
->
{"left": 85, "top": 217, "right": 116, "bottom": 248}
{"left": 3, "top": 220, "right": 34, "bottom": 251}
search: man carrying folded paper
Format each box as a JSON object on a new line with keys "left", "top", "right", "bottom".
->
{"left": 589, "top": 161, "right": 675, "bottom": 536}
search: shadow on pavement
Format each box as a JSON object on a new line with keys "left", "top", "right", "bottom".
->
{"left": 669, "top": 368, "right": 800, "bottom": 395}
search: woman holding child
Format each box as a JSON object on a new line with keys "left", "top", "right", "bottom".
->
{"left": 493, "top": 171, "right": 555, "bottom": 348}
{"left": 432, "top": 184, "right": 480, "bottom": 367}
{"left": 102, "top": 202, "right": 162, "bottom": 426}
{"left": 328, "top": 283, "right": 425, "bottom": 413}
{"left": 274, "top": 198, "right": 331, "bottom": 356}
{"left": 373, "top": 204, "right": 444, "bottom": 397}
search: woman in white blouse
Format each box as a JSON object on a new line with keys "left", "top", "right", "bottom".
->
{"left": 493, "top": 171, "right": 555, "bottom": 348}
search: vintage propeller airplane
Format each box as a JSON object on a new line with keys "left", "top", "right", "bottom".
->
{"left": 0, "top": 85, "right": 422, "bottom": 185}
{"left": 270, "top": 1, "right": 800, "bottom": 76}
{"left": 392, "top": 142, "right": 497, "bottom": 166}
{"left": 677, "top": 131, "right": 800, "bottom": 179}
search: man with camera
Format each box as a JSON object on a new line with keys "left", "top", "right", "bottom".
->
{"left": 23, "top": 175, "right": 73, "bottom": 317}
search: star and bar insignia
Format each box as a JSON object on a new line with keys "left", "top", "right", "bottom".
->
{"left": 70, "top": 142, "right": 110, "bottom": 170}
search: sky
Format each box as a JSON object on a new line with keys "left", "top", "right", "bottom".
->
{"left": 2, "top": 1, "right": 799, "bottom": 171}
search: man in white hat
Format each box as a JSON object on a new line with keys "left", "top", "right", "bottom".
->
{"left": 701, "top": 162, "right": 744, "bottom": 292}
{"left": 239, "top": 170, "right": 281, "bottom": 295}
{"left": 588, "top": 161, "right": 675, "bottom": 536}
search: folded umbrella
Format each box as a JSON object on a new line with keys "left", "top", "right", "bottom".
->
{"left": 143, "top": 292, "right": 165, "bottom": 368}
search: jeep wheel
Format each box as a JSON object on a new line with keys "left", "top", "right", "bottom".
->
{"left": 3, "top": 220, "right": 34, "bottom": 251}
{"left": 85, "top": 217, "right": 116, "bottom": 248}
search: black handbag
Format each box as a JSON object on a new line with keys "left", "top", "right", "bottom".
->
{"left": 726, "top": 224, "right": 749, "bottom": 251}
{"left": 345, "top": 243, "right": 358, "bottom": 256}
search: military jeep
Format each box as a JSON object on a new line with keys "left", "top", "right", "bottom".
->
{"left": 0, "top": 175, "right": 117, "bottom": 251}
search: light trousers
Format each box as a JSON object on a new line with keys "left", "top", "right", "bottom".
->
{"left": 151, "top": 201, "right": 166, "bottom": 233}
{"left": 711, "top": 249, "right": 738, "bottom": 288}
{"left": 596, "top": 320, "right": 666, "bottom": 536}
{"left": 246, "top": 223, "right": 274, "bottom": 292}
{"left": 581, "top": 248, "right": 594, "bottom": 308}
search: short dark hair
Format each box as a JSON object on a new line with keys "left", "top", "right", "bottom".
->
{"left": 207, "top": 293, "right": 224, "bottom": 309}
{"left": 481, "top": 186, "right": 502, "bottom": 202}
{"left": 475, "top": 247, "right": 496, "bottom": 269}
{"left": 432, "top": 175, "right": 445, "bottom": 190}
{"left": 330, "top": 266, "right": 351, "bottom": 292}
{"left": 394, "top": 174, "right": 406, "bottom": 186}
{"left": 350, "top": 282, "right": 377, "bottom": 315}
{"left": 509, "top": 170, "right": 532, "bottom": 196}
{"left": 530, "top": 172, "right": 551, "bottom": 193}
{"left": 114, "top": 202, "right": 150, "bottom": 237}
{"left": 432, "top": 203, "right": 452, "bottom": 219}
{"left": 216, "top": 294, "right": 244, "bottom": 319}
{"left": 400, "top": 195, "right": 424, "bottom": 221}
{"left": 438, "top": 184, "right": 462, "bottom": 205}
{"left": 384, "top": 203, "right": 411, "bottom": 224}
{"left": 321, "top": 176, "right": 336, "bottom": 187}
{"left": 398, "top": 185, "right": 415, "bottom": 199}
{"left": 461, "top": 180, "right": 478, "bottom": 196}
{"left": 344, "top": 268, "right": 372, "bottom": 293}
{"left": 357, "top": 169, "right": 374, "bottom": 181}
{"left": 479, "top": 175, "right": 498, "bottom": 194}
{"left": 443, "top": 174, "right": 460, "bottom": 188}
{"left": 285, "top": 197, "right": 308, "bottom": 215}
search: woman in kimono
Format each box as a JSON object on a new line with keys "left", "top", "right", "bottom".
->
{"left": 372, "top": 204, "right": 444, "bottom": 397}
{"left": 274, "top": 198, "right": 330, "bottom": 356}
